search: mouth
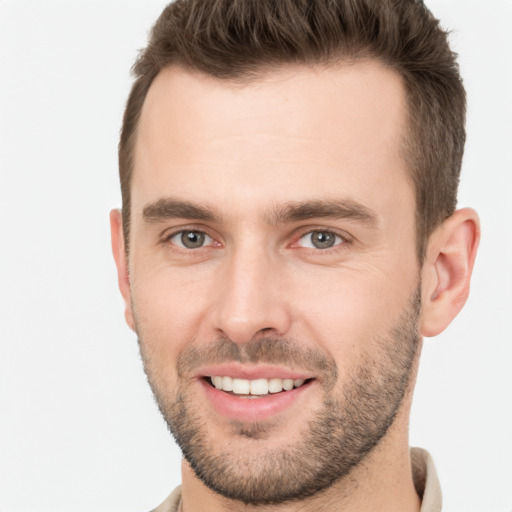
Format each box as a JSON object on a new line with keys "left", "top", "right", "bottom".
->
{"left": 198, "top": 368, "right": 316, "bottom": 422}
{"left": 207, "top": 375, "right": 312, "bottom": 397}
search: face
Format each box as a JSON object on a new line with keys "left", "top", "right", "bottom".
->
{"left": 122, "top": 62, "right": 423, "bottom": 504}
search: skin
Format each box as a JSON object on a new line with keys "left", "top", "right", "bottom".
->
{"left": 111, "top": 61, "right": 480, "bottom": 511}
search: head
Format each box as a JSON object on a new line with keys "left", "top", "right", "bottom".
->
{"left": 111, "top": 0, "right": 479, "bottom": 506}
{"left": 119, "top": 0, "right": 467, "bottom": 262}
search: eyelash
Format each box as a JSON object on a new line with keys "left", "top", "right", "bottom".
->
{"left": 162, "top": 227, "right": 218, "bottom": 251}
{"left": 293, "top": 229, "right": 348, "bottom": 252}
{"left": 161, "top": 227, "right": 352, "bottom": 253}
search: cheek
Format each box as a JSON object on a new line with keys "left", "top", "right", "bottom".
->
{"left": 130, "top": 262, "right": 214, "bottom": 365}
{"left": 292, "top": 264, "right": 417, "bottom": 369}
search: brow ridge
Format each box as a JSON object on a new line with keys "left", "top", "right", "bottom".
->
{"left": 143, "top": 198, "right": 221, "bottom": 223}
{"left": 268, "top": 199, "right": 378, "bottom": 226}
{"left": 142, "top": 197, "right": 378, "bottom": 227}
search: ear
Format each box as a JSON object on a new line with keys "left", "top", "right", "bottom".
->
{"left": 110, "top": 209, "right": 136, "bottom": 331}
{"left": 420, "top": 208, "right": 480, "bottom": 337}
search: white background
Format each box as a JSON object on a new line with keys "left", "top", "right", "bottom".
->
{"left": 0, "top": 1, "right": 510, "bottom": 511}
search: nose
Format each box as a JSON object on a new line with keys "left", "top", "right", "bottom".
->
{"left": 211, "top": 246, "right": 292, "bottom": 344}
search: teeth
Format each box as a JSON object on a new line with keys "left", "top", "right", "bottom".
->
{"left": 232, "top": 378, "right": 250, "bottom": 394}
{"left": 268, "top": 378, "right": 283, "bottom": 393}
{"left": 250, "top": 379, "right": 269, "bottom": 395}
{"left": 211, "top": 376, "right": 308, "bottom": 395}
{"left": 222, "top": 376, "right": 233, "bottom": 391}
{"left": 283, "top": 379, "right": 294, "bottom": 391}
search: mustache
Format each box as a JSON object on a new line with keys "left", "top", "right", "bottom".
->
{"left": 175, "top": 336, "right": 338, "bottom": 382}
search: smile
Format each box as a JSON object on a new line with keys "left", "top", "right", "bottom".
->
{"left": 199, "top": 369, "right": 315, "bottom": 422}
{"left": 210, "top": 376, "right": 308, "bottom": 396}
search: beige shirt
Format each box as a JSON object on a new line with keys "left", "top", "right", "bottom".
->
{"left": 151, "top": 447, "right": 442, "bottom": 512}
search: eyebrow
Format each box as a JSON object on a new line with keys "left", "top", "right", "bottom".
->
{"left": 142, "top": 197, "right": 378, "bottom": 227}
{"left": 268, "top": 199, "right": 379, "bottom": 226}
{"left": 143, "top": 198, "right": 222, "bottom": 223}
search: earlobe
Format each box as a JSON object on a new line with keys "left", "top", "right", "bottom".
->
{"left": 110, "top": 209, "right": 136, "bottom": 331}
{"left": 420, "top": 208, "right": 480, "bottom": 337}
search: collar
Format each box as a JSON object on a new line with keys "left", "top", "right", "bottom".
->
{"left": 411, "top": 447, "right": 442, "bottom": 511}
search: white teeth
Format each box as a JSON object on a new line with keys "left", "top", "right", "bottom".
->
{"left": 232, "top": 378, "right": 250, "bottom": 394}
{"left": 222, "top": 376, "right": 233, "bottom": 391}
{"left": 268, "top": 378, "right": 283, "bottom": 393}
{"left": 210, "top": 376, "right": 308, "bottom": 395}
{"left": 283, "top": 379, "right": 294, "bottom": 391}
{"left": 250, "top": 379, "right": 269, "bottom": 395}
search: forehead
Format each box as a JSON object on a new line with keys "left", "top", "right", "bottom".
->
{"left": 132, "top": 61, "right": 411, "bottom": 221}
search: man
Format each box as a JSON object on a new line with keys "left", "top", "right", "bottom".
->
{"left": 110, "top": 1, "right": 480, "bottom": 510}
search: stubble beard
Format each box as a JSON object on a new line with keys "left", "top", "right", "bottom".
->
{"left": 136, "top": 287, "right": 422, "bottom": 505}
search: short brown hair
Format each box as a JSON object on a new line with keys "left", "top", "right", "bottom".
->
{"left": 119, "top": 0, "right": 466, "bottom": 260}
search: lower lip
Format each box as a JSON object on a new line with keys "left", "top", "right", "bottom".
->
{"left": 199, "top": 378, "right": 313, "bottom": 422}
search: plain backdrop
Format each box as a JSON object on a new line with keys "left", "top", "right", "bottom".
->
{"left": 0, "top": 1, "right": 511, "bottom": 511}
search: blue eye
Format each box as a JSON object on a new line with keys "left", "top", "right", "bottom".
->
{"left": 170, "top": 230, "right": 213, "bottom": 249}
{"left": 298, "top": 230, "right": 344, "bottom": 249}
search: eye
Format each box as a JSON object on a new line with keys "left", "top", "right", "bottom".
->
{"left": 298, "top": 230, "right": 344, "bottom": 249}
{"left": 169, "top": 230, "right": 213, "bottom": 249}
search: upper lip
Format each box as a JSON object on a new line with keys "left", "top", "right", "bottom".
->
{"left": 195, "top": 363, "right": 314, "bottom": 381}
